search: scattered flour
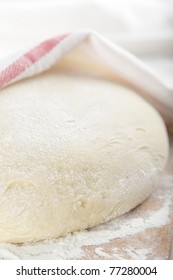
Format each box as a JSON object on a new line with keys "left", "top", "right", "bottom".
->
{"left": 0, "top": 188, "right": 172, "bottom": 260}
{"left": 123, "top": 247, "right": 153, "bottom": 260}
{"left": 110, "top": 247, "right": 154, "bottom": 260}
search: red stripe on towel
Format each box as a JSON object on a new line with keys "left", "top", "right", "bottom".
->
{"left": 0, "top": 34, "right": 68, "bottom": 88}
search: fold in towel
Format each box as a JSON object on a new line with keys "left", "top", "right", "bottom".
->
{"left": 0, "top": 30, "right": 172, "bottom": 130}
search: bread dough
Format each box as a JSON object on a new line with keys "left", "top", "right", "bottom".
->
{"left": 0, "top": 70, "right": 169, "bottom": 243}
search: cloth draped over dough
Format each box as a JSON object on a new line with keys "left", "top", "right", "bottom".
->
{"left": 0, "top": 30, "right": 172, "bottom": 129}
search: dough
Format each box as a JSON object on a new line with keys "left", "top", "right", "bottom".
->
{"left": 0, "top": 70, "right": 169, "bottom": 243}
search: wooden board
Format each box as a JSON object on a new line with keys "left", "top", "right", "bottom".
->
{"left": 80, "top": 134, "right": 173, "bottom": 260}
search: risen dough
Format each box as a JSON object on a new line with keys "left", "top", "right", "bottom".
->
{"left": 0, "top": 70, "right": 169, "bottom": 243}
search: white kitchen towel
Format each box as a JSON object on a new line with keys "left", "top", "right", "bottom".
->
{"left": 0, "top": 0, "right": 173, "bottom": 261}
{"left": 0, "top": 30, "right": 173, "bottom": 128}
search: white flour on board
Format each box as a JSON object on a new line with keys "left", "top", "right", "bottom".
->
{"left": 0, "top": 174, "right": 172, "bottom": 260}
{"left": 0, "top": 175, "right": 173, "bottom": 260}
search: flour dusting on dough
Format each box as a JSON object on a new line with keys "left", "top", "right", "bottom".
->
{"left": 0, "top": 174, "right": 172, "bottom": 260}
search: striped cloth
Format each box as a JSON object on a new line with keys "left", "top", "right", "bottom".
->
{"left": 0, "top": 30, "right": 172, "bottom": 128}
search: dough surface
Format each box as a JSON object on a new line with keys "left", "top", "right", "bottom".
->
{"left": 0, "top": 70, "right": 169, "bottom": 243}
